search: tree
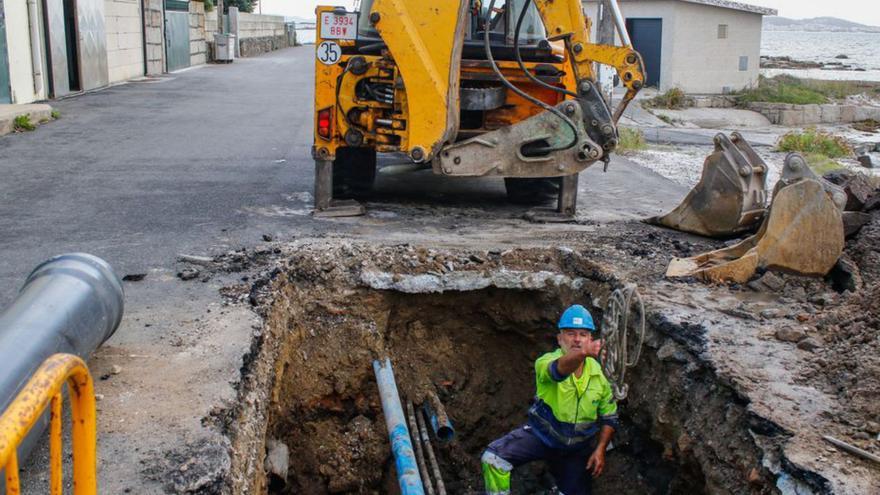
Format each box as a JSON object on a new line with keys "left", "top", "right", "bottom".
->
{"left": 224, "top": 0, "right": 257, "bottom": 13}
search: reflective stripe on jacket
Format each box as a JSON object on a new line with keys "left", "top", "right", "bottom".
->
{"left": 527, "top": 349, "right": 619, "bottom": 449}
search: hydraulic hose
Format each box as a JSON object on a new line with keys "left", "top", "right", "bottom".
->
{"left": 483, "top": 0, "right": 578, "bottom": 154}
{"left": 513, "top": 0, "right": 576, "bottom": 98}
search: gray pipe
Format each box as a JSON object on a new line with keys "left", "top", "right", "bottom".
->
{"left": 423, "top": 391, "right": 454, "bottom": 442}
{"left": 0, "top": 253, "right": 124, "bottom": 460}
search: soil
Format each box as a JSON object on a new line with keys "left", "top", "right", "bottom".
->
{"left": 805, "top": 209, "right": 880, "bottom": 448}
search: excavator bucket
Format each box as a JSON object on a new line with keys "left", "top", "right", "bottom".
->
{"left": 646, "top": 132, "right": 768, "bottom": 237}
{"left": 666, "top": 154, "right": 846, "bottom": 284}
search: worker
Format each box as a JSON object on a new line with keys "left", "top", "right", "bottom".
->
{"left": 481, "top": 304, "right": 618, "bottom": 495}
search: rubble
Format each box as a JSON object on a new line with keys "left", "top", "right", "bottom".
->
{"left": 796, "top": 337, "right": 822, "bottom": 352}
{"left": 775, "top": 326, "right": 807, "bottom": 343}
{"left": 177, "top": 268, "right": 200, "bottom": 281}
{"left": 264, "top": 439, "right": 289, "bottom": 482}
{"left": 843, "top": 211, "right": 872, "bottom": 237}
{"left": 822, "top": 170, "right": 875, "bottom": 211}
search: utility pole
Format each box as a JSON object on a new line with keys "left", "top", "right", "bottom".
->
{"left": 217, "top": 0, "right": 224, "bottom": 34}
{"left": 596, "top": 0, "right": 616, "bottom": 105}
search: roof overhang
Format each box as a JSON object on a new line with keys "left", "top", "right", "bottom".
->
{"left": 675, "top": 0, "right": 777, "bottom": 16}
{"left": 603, "top": 0, "right": 778, "bottom": 16}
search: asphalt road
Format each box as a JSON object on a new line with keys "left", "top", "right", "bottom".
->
{"left": 0, "top": 46, "right": 687, "bottom": 492}
{"left": 0, "top": 49, "right": 318, "bottom": 304}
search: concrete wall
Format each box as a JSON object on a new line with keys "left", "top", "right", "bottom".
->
{"left": 666, "top": 1, "right": 762, "bottom": 93}
{"left": 105, "top": 0, "right": 145, "bottom": 83}
{"left": 583, "top": 0, "right": 764, "bottom": 94}
{"left": 5, "top": 0, "right": 47, "bottom": 103}
{"left": 237, "top": 13, "right": 286, "bottom": 39}
{"left": 746, "top": 102, "right": 880, "bottom": 126}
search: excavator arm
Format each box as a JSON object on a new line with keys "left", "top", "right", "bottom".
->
{"left": 532, "top": 0, "right": 645, "bottom": 122}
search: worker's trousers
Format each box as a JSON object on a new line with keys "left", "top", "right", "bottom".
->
{"left": 481, "top": 425, "right": 595, "bottom": 495}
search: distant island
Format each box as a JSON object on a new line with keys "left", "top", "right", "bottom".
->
{"left": 764, "top": 16, "right": 880, "bottom": 33}
{"left": 286, "top": 16, "right": 315, "bottom": 26}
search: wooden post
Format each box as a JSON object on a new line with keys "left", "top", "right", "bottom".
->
{"left": 217, "top": 0, "right": 224, "bottom": 34}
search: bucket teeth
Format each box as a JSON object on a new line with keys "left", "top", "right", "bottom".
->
{"left": 646, "top": 132, "right": 768, "bottom": 238}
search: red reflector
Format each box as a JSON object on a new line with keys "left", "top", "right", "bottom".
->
{"left": 317, "top": 108, "right": 332, "bottom": 139}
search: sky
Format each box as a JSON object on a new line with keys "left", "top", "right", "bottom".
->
{"left": 263, "top": 0, "right": 880, "bottom": 27}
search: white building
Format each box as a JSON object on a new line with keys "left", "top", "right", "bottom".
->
{"left": 583, "top": 0, "right": 777, "bottom": 94}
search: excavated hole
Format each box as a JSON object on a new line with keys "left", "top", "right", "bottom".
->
{"left": 240, "top": 248, "right": 777, "bottom": 494}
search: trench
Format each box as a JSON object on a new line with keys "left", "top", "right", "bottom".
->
{"left": 232, "top": 247, "right": 782, "bottom": 494}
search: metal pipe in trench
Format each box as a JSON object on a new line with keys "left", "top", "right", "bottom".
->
{"left": 372, "top": 358, "right": 425, "bottom": 495}
{"left": 416, "top": 404, "right": 447, "bottom": 495}
{"left": 406, "top": 400, "right": 435, "bottom": 495}
{"left": 423, "top": 391, "right": 454, "bottom": 442}
{"left": 0, "top": 253, "right": 124, "bottom": 461}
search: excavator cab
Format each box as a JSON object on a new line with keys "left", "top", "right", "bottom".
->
{"left": 311, "top": 0, "right": 645, "bottom": 217}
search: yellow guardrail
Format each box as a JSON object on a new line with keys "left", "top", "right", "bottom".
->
{"left": 0, "top": 353, "right": 97, "bottom": 494}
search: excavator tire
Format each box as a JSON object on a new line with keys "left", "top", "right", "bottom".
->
{"left": 333, "top": 147, "right": 377, "bottom": 199}
{"left": 504, "top": 177, "right": 561, "bottom": 205}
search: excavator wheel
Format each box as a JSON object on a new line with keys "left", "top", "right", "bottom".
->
{"left": 333, "top": 147, "right": 377, "bottom": 199}
{"left": 504, "top": 177, "right": 561, "bottom": 205}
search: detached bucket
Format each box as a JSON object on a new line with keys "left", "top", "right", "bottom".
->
{"left": 646, "top": 132, "right": 768, "bottom": 238}
{"left": 666, "top": 176, "right": 845, "bottom": 284}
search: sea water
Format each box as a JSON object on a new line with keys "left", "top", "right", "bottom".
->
{"left": 761, "top": 30, "right": 880, "bottom": 81}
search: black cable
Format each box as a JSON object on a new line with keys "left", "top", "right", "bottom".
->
{"left": 483, "top": 0, "right": 578, "bottom": 153}
{"left": 335, "top": 63, "right": 368, "bottom": 134}
{"left": 514, "top": 0, "right": 576, "bottom": 98}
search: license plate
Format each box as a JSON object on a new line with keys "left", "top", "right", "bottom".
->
{"left": 320, "top": 12, "right": 358, "bottom": 40}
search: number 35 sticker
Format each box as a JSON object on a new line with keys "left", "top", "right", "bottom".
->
{"left": 317, "top": 41, "right": 342, "bottom": 65}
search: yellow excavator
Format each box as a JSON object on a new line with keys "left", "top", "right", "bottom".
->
{"left": 311, "top": 0, "right": 644, "bottom": 218}
{"left": 310, "top": 0, "right": 846, "bottom": 283}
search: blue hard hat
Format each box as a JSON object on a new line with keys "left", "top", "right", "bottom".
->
{"left": 558, "top": 304, "right": 596, "bottom": 331}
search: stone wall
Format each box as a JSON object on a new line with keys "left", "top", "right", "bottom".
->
{"left": 239, "top": 36, "right": 289, "bottom": 57}
{"left": 105, "top": 0, "right": 145, "bottom": 83}
{"left": 143, "top": 0, "right": 164, "bottom": 75}
{"left": 190, "top": 1, "right": 208, "bottom": 66}
{"left": 746, "top": 102, "right": 880, "bottom": 126}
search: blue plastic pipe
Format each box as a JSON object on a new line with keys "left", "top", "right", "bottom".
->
{"left": 373, "top": 358, "right": 425, "bottom": 495}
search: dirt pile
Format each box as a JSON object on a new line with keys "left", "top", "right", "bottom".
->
{"left": 807, "top": 209, "right": 880, "bottom": 450}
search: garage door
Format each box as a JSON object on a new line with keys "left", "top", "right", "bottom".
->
{"left": 625, "top": 18, "right": 662, "bottom": 89}
{"left": 165, "top": 0, "right": 191, "bottom": 72}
